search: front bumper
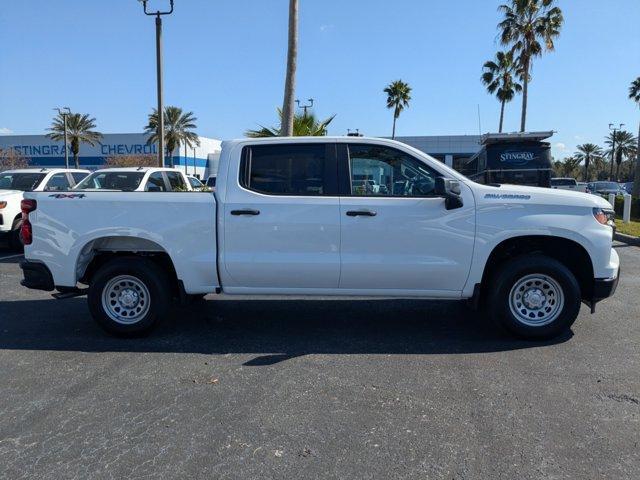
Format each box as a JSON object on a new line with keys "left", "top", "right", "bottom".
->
{"left": 592, "top": 266, "right": 620, "bottom": 302}
{"left": 20, "top": 260, "right": 55, "bottom": 292}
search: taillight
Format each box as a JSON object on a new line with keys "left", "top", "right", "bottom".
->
{"left": 20, "top": 199, "right": 37, "bottom": 245}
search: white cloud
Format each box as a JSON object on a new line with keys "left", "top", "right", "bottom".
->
{"left": 553, "top": 142, "right": 567, "bottom": 151}
{"left": 573, "top": 135, "right": 583, "bottom": 141}
{"left": 319, "top": 24, "right": 334, "bottom": 32}
{"left": 0, "top": 127, "right": 13, "bottom": 135}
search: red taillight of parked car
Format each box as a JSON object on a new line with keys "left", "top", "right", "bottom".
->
{"left": 20, "top": 199, "right": 37, "bottom": 245}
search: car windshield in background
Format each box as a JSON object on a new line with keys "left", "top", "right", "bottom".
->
{"left": 593, "top": 182, "right": 619, "bottom": 190}
{"left": 188, "top": 177, "right": 203, "bottom": 188}
{"left": 551, "top": 178, "right": 576, "bottom": 186}
{"left": 76, "top": 172, "right": 145, "bottom": 191}
{"left": 0, "top": 172, "right": 46, "bottom": 191}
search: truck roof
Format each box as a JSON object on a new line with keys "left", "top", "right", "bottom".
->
{"left": 221, "top": 135, "right": 434, "bottom": 149}
{"left": 1, "top": 168, "right": 89, "bottom": 174}
{"left": 89, "top": 167, "right": 184, "bottom": 173}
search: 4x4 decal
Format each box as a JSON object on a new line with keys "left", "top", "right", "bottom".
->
{"left": 48, "top": 193, "right": 86, "bottom": 199}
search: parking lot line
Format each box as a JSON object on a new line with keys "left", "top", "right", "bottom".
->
{"left": 0, "top": 253, "right": 23, "bottom": 260}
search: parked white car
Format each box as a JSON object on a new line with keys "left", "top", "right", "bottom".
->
{"left": 550, "top": 177, "right": 587, "bottom": 192}
{"left": 74, "top": 167, "right": 193, "bottom": 192}
{"left": 20, "top": 137, "right": 619, "bottom": 340}
{"left": 0, "top": 168, "right": 89, "bottom": 249}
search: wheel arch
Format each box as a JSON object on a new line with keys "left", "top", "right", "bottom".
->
{"left": 479, "top": 235, "right": 595, "bottom": 302}
{"left": 76, "top": 236, "right": 180, "bottom": 296}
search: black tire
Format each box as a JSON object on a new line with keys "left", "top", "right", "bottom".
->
{"left": 88, "top": 257, "right": 171, "bottom": 337}
{"left": 8, "top": 218, "right": 24, "bottom": 252}
{"left": 488, "top": 254, "right": 581, "bottom": 340}
{"left": 186, "top": 293, "right": 207, "bottom": 304}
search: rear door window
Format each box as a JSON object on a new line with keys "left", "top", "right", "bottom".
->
{"left": 166, "top": 171, "right": 188, "bottom": 191}
{"left": 145, "top": 172, "right": 167, "bottom": 192}
{"left": 240, "top": 143, "right": 337, "bottom": 196}
{"left": 71, "top": 172, "right": 88, "bottom": 185}
{"left": 44, "top": 173, "right": 72, "bottom": 191}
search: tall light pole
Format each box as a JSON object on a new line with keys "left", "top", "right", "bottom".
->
{"left": 54, "top": 107, "right": 71, "bottom": 169}
{"left": 608, "top": 123, "right": 624, "bottom": 181}
{"left": 138, "top": 0, "right": 174, "bottom": 167}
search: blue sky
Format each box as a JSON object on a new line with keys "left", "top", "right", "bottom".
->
{"left": 0, "top": 0, "right": 638, "bottom": 159}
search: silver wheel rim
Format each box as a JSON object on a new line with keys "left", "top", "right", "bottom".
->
{"left": 508, "top": 273, "right": 564, "bottom": 327}
{"left": 101, "top": 275, "right": 151, "bottom": 325}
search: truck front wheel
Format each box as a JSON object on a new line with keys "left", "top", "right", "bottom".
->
{"left": 88, "top": 257, "right": 170, "bottom": 337}
{"left": 489, "top": 255, "right": 581, "bottom": 340}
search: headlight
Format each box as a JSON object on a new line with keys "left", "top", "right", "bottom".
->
{"left": 0, "top": 201, "right": 6, "bottom": 209}
{"left": 593, "top": 207, "right": 615, "bottom": 227}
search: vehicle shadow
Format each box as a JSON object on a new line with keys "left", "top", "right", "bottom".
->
{"left": 0, "top": 296, "right": 572, "bottom": 364}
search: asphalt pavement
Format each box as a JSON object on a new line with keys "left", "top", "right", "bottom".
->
{"left": 0, "top": 244, "right": 638, "bottom": 479}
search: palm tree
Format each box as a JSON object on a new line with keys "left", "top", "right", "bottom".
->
{"left": 47, "top": 112, "right": 102, "bottom": 169}
{"left": 145, "top": 106, "right": 200, "bottom": 168}
{"left": 498, "top": 0, "right": 563, "bottom": 132}
{"left": 605, "top": 130, "right": 637, "bottom": 181}
{"left": 630, "top": 77, "right": 640, "bottom": 196}
{"left": 384, "top": 80, "right": 412, "bottom": 139}
{"left": 246, "top": 109, "right": 335, "bottom": 137}
{"left": 574, "top": 143, "right": 603, "bottom": 182}
{"left": 280, "top": 0, "right": 298, "bottom": 136}
{"left": 559, "top": 156, "right": 581, "bottom": 178}
{"left": 481, "top": 50, "right": 522, "bottom": 133}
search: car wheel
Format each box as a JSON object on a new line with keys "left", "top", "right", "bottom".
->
{"left": 9, "top": 218, "right": 24, "bottom": 252}
{"left": 489, "top": 254, "right": 581, "bottom": 340}
{"left": 88, "top": 257, "right": 170, "bottom": 337}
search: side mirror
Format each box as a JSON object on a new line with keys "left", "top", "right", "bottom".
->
{"left": 146, "top": 185, "right": 162, "bottom": 192}
{"left": 435, "top": 177, "right": 464, "bottom": 210}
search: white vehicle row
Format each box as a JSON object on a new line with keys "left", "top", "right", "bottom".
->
{"left": 16, "top": 137, "right": 620, "bottom": 340}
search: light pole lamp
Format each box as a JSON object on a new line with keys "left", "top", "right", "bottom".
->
{"left": 138, "top": 0, "right": 174, "bottom": 167}
{"left": 54, "top": 107, "right": 71, "bottom": 169}
{"left": 608, "top": 123, "right": 624, "bottom": 181}
{"left": 295, "top": 98, "right": 314, "bottom": 116}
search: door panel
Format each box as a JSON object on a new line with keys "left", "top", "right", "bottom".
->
{"left": 223, "top": 143, "right": 341, "bottom": 289}
{"left": 339, "top": 195, "right": 475, "bottom": 291}
{"left": 339, "top": 143, "right": 476, "bottom": 292}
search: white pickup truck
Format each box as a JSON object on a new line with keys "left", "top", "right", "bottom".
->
{"left": 0, "top": 168, "right": 89, "bottom": 249}
{"left": 19, "top": 137, "right": 620, "bottom": 339}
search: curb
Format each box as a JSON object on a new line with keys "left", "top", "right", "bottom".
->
{"left": 614, "top": 232, "right": 640, "bottom": 246}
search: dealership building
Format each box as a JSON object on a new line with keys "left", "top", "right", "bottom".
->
{"left": 0, "top": 133, "right": 222, "bottom": 179}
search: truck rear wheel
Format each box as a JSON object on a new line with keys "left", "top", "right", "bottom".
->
{"left": 488, "top": 254, "right": 581, "bottom": 340}
{"left": 88, "top": 257, "right": 170, "bottom": 337}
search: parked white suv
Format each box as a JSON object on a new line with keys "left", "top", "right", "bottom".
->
{"left": 0, "top": 168, "right": 89, "bottom": 249}
{"left": 74, "top": 167, "right": 193, "bottom": 192}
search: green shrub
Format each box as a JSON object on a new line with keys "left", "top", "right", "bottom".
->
{"left": 613, "top": 195, "right": 640, "bottom": 221}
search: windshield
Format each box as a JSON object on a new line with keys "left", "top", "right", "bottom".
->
{"left": 594, "top": 182, "right": 619, "bottom": 190}
{"left": 551, "top": 178, "right": 576, "bottom": 186}
{"left": 0, "top": 172, "right": 46, "bottom": 191}
{"left": 76, "top": 171, "right": 145, "bottom": 191}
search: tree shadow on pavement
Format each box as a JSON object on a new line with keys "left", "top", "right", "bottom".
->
{"left": 0, "top": 296, "right": 572, "bottom": 364}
